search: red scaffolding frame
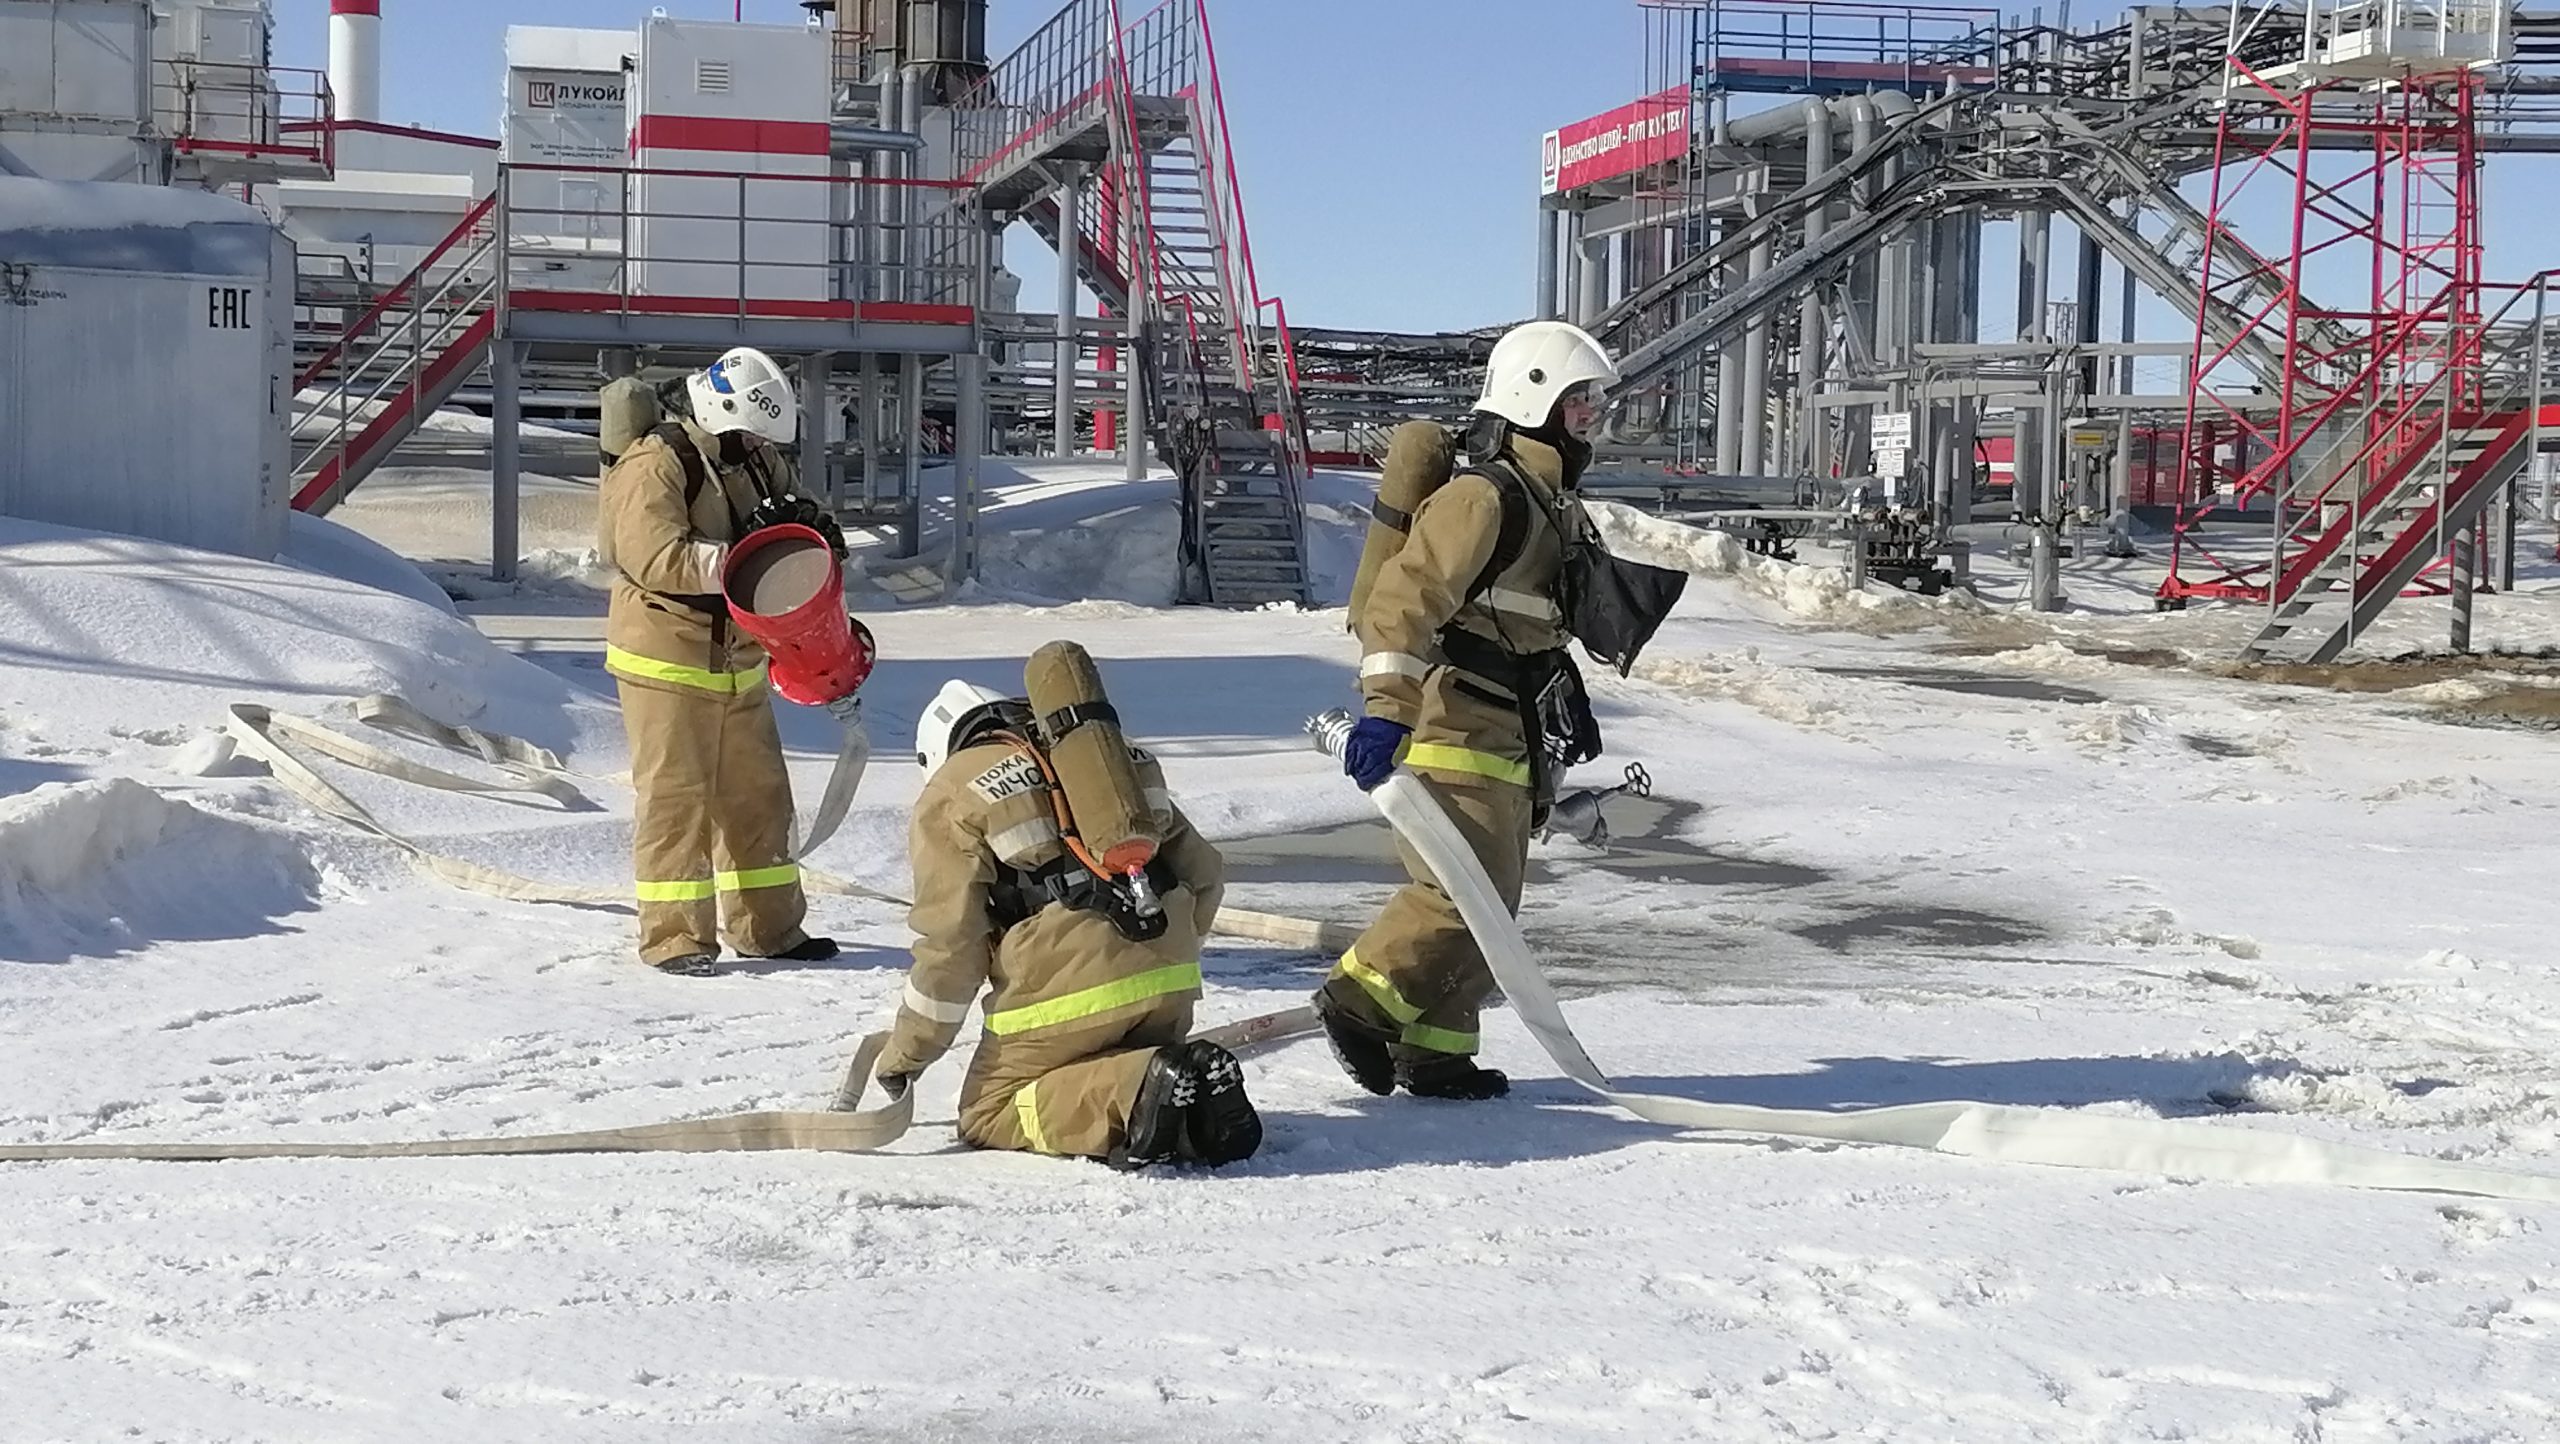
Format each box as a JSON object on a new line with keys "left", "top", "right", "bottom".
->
{"left": 2160, "top": 51, "right": 2489, "bottom": 605}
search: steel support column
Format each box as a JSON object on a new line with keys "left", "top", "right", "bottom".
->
{"left": 1536, "top": 199, "right": 1562, "bottom": 321}
{"left": 799, "top": 351, "right": 835, "bottom": 504}
{"left": 491, "top": 339, "right": 525, "bottom": 586}
{"left": 901, "top": 353, "right": 925, "bottom": 531}
{"left": 1055, "top": 165, "right": 1086, "bottom": 459}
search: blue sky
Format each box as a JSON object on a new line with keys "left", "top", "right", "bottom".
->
{"left": 269, "top": 0, "right": 2559, "bottom": 340}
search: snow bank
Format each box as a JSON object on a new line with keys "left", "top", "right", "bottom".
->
{"left": 282, "top": 511, "right": 459, "bottom": 616}
{"left": 1590, "top": 501, "right": 1974, "bottom": 627}
{"left": 1983, "top": 640, "right": 2122, "bottom": 679}
{"left": 1628, "top": 649, "right": 1852, "bottom": 729}
{"left": 0, "top": 515, "right": 619, "bottom": 767}
{"left": 0, "top": 778, "right": 322, "bottom": 962}
{"left": 976, "top": 471, "right": 1187, "bottom": 607}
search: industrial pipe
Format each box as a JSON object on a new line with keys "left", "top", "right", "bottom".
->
{"left": 329, "top": 0, "right": 382, "bottom": 124}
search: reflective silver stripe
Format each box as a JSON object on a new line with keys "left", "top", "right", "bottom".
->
{"left": 1143, "top": 787, "right": 1172, "bottom": 814}
{"left": 1482, "top": 586, "right": 1562, "bottom": 623}
{"left": 1361, "top": 651, "right": 1430, "bottom": 681}
{"left": 986, "top": 818, "right": 1061, "bottom": 859}
{"left": 687, "top": 540, "right": 727, "bottom": 583}
{"left": 901, "top": 980, "right": 973, "bottom": 1026}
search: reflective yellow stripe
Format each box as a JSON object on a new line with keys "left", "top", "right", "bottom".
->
{"left": 1401, "top": 1022, "right": 1479, "bottom": 1055}
{"left": 981, "top": 963, "right": 1202, "bottom": 1037}
{"left": 1401, "top": 743, "right": 1532, "bottom": 788}
{"left": 717, "top": 863, "right": 800, "bottom": 892}
{"left": 635, "top": 878, "right": 715, "bottom": 903}
{"left": 1014, "top": 1079, "right": 1054, "bottom": 1154}
{"left": 605, "top": 645, "right": 768, "bottom": 695}
{"left": 1333, "top": 948, "right": 1421, "bottom": 1025}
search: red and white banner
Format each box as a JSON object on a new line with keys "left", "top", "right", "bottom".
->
{"left": 1540, "top": 86, "right": 1691, "bottom": 197}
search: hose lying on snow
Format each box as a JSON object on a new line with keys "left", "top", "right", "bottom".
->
{"left": 1304, "top": 709, "right": 2560, "bottom": 1205}
{"left": 0, "top": 693, "right": 1345, "bottom": 1164}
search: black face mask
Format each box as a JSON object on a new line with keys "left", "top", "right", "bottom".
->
{"left": 715, "top": 431, "right": 756, "bottom": 468}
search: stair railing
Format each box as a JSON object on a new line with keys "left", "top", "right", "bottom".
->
{"left": 291, "top": 196, "right": 503, "bottom": 507}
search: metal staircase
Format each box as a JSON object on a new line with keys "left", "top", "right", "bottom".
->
{"left": 288, "top": 196, "right": 501, "bottom": 515}
{"left": 958, "top": 0, "right": 1312, "bottom": 606}
{"left": 2238, "top": 282, "right": 2554, "bottom": 662}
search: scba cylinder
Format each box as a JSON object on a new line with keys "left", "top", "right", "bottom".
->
{"left": 599, "top": 376, "right": 663, "bottom": 476}
{"left": 1346, "top": 420, "right": 1459, "bottom": 625}
{"left": 1023, "top": 640, "right": 1159, "bottom": 875}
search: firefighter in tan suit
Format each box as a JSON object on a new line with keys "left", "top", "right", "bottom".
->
{"left": 598, "top": 346, "right": 844, "bottom": 977}
{"left": 875, "top": 679, "right": 1263, "bottom": 1169}
{"left": 1317, "top": 322, "right": 1622, "bottom": 1100}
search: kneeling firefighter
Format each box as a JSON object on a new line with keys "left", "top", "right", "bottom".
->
{"left": 876, "top": 644, "right": 1262, "bottom": 1168}
{"left": 1317, "top": 321, "right": 1685, "bottom": 1100}
{"left": 598, "top": 345, "right": 854, "bottom": 977}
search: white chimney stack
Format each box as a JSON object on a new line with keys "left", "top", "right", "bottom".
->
{"left": 329, "top": 0, "right": 382, "bottom": 123}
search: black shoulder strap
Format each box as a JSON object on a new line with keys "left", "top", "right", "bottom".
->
{"left": 654, "top": 422, "right": 708, "bottom": 512}
{"left": 1454, "top": 463, "right": 1537, "bottom": 605}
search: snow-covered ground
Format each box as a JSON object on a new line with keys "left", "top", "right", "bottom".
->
{"left": 5, "top": 462, "right": 2560, "bottom": 1442}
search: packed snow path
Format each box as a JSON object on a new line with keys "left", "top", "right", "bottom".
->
{"left": 4, "top": 479, "right": 2559, "bottom": 1441}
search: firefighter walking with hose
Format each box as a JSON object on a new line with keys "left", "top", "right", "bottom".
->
{"left": 1317, "top": 322, "right": 1626, "bottom": 1100}
{"left": 597, "top": 345, "right": 848, "bottom": 977}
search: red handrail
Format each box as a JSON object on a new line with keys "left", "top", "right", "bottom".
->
{"left": 296, "top": 192, "right": 496, "bottom": 390}
{"left": 509, "top": 161, "right": 972, "bottom": 189}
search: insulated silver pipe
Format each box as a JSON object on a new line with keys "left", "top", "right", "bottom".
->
{"left": 1740, "top": 226, "right": 1774, "bottom": 476}
{"left": 1796, "top": 98, "right": 1833, "bottom": 479}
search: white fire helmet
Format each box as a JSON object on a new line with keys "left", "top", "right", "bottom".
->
{"left": 1471, "top": 321, "right": 1621, "bottom": 430}
{"left": 916, "top": 679, "right": 1015, "bottom": 774}
{"left": 686, "top": 346, "right": 798, "bottom": 446}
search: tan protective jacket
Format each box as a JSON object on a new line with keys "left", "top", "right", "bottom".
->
{"left": 882, "top": 739, "right": 1225, "bottom": 1080}
{"left": 1355, "top": 434, "right": 1586, "bottom": 790}
{"left": 597, "top": 420, "right": 798, "bottom": 696}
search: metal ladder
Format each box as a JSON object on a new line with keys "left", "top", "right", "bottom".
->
{"left": 289, "top": 197, "right": 502, "bottom": 515}
{"left": 2241, "top": 282, "right": 2553, "bottom": 662}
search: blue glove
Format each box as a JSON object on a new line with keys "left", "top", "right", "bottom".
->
{"left": 1343, "top": 717, "right": 1412, "bottom": 792}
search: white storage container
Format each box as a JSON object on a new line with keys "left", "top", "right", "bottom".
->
{"left": 0, "top": 178, "right": 292, "bottom": 559}
{"left": 503, "top": 25, "right": 632, "bottom": 293}
{"left": 628, "top": 16, "right": 830, "bottom": 306}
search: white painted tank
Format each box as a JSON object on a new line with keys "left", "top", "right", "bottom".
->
{"left": 0, "top": 179, "right": 293, "bottom": 559}
{"left": 629, "top": 17, "right": 831, "bottom": 305}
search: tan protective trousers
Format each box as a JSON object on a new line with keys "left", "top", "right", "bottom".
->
{"left": 956, "top": 995, "right": 1194, "bottom": 1160}
{"left": 618, "top": 679, "right": 809, "bottom": 966}
{"left": 1326, "top": 773, "right": 1533, "bottom": 1060}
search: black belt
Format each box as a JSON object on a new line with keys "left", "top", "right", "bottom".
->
{"left": 989, "top": 854, "right": 1180, "bottom": 943}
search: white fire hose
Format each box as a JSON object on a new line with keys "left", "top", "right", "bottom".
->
{"left": 221, "top": 692, "right": 881, "bottom": 908}
{"left": 1305, "top": 709, "right": 2560, "bottom": 1204}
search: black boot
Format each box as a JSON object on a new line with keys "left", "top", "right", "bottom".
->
{"left": 1115, "top": 1046, "right": 1203, "bottom": 1170}
{"left": 1314, "top": 985, "right": 1396, "bottom": 1097}
{"left": 761, "top": 936, "right": 839, "bottom": 963}
{"left": 1396, "top": 1054, "right": 1510, "bottom": 1101}
{"left": 1174, "top": 1040, "right": 1262, "bottom": 1166}
{"left": 650, "top": 953, "right": 721, "bottom": 978}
